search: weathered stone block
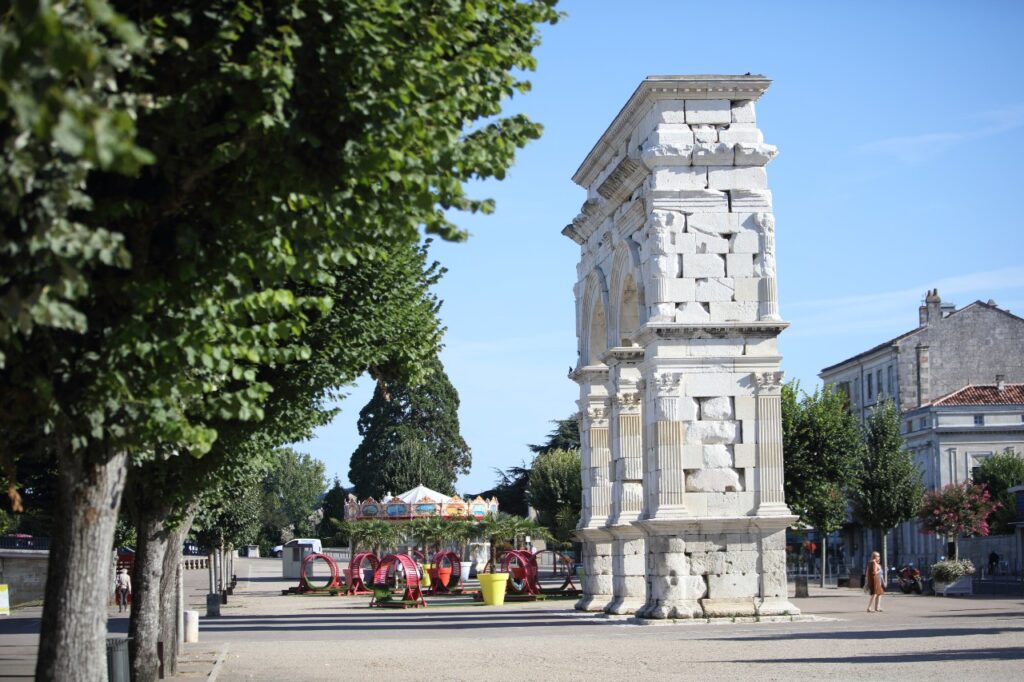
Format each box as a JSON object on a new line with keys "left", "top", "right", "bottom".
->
{"left": 706, "top": 489, "right": 743, "bottom": 512}
{"left": 708, "top": 571, "right": 759, "bottom": 598}
{"left": 622, "top": 456, "right": 643, "bottom": 479}
{"left": 685, "top": 99, "right": 731, "bottom": 124}
{"left": 687, "top": 469, "right": 743, "bottom": 493}
{"left": 687, "top": 338, "right": 745, "bottom": 357}
{"left": 730, "top": 189, "right": 773, "bottom": 211}
{"left": 685, "top": 420, "right": 740, "bottom": 444}
{"left": 701, "top": 598, "right": 758, "bottom": 617}
{"left": 692, "top": 231, "right": 731, "bottom": 254}
{"left": 726, "top": 253, "right": 755, "bottom": 278}
{"left": 700, "top": 396, "right": 734, "bottom": 420}
{"left": 682, "top": 254, "right": 726, "bottom": 277}
{"left": 655, "top": 100, "right": 688, "bottom": 124}
{"left": 674, "top": 302, "right": 711, "bottom": 323}
{"left": 734, "top": 142, "right": 778, "bottom": 166}
{"left": 695, "top": 277, "right": 735, "bottom": 302}
{"left": 731, "top": 100, "right": 756, "bottom": 123}
{"left": 703, "top": 443, "right": 734, "bottom": 468}
{"left": 679, "top": 396, "right": 699, "bottom": 421}
{"left": 718, "top": 123, "right": 763, "bottom": 144}
{"left": 729, "top": 229, "right": 760, "bottom": 254}
{"left": 734, "top": 395, "right": 756, "bottom": 420}
{"left": 691, "top": 142, "right": 734, "bottom": 166}
{"left": 663, "top": 277, "right": 695, "bottom": 302}
{"left": 707, "top": 165, "right": 768, "bottom": 190}
{"left": 683, "top": 444, "right": 704, "bottom": 469}
{"left": 728, "top": 552, "right": 759, "bottom": 574}
{"left": 669, "top": 233, "right": 697, "bottom": 254}
{"left": 744, "top": 336, "right": 778, "bottom": 356}
{"left": 641, "top": 142, "right": 694, "bottom": 168}
{"left": 683, "top": 372, "right": 743, "bottom": 397}
{"left": 649, "top": 123, "right": 695, "bottom": 146}
{"left": 654, "top": 166, "right": 706, "bottom": 190}
{"left": 733, "top": 442, "right": 755, "bottom": 468}
{"left": 687, "top": 212, "right": 738, "bottom": 235}
{"left": 733, "top": 277, "right": 760, "bottom": 302}
{"left": 709, "top": 301, "right": 759, "bottom": 322}
{"left": 622, "top": 552, "right": 645, "bottom": 576}
{"left": 690, "top": 124, "right": 718, "bottom": 143}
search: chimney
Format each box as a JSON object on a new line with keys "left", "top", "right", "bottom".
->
{"left": 996, "top": 374, "right": 1006, "bottom": 391}
{"left": 920, "top": 289, "right": 942, "bottom": 325}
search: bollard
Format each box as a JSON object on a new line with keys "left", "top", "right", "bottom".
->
{"left": 794, "top": 575, "right": 809, "bottom": 598}
{"left": 106, "top": 638, "right": 131, "bottom": 682}
{"left": 206, "top": 592, "right": 221, "bottom": 617}
{"left": 184, "top": 610, "right": 200, "bottom": 643}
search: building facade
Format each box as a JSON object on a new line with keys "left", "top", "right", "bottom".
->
{"left": 566, "top": 75, "right": 798, "bottom": 619}
{"left": 820, "top": 293, "right": 1024, "bottom": 571}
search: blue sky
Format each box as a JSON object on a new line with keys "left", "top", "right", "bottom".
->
{"left": 298, "top": 0, "right": 1024, "bottom": 495}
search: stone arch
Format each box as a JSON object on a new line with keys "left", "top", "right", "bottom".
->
{"left": 609, "top": 240, "right": 647, "bottom": 346}
{"left": 580, "top": 268, "right": 610, "bottom": 366}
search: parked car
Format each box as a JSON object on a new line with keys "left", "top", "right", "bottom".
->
{"left": 271, "top": 545, "right": 284, "bottom": 558}
{"left": 182, "top": 541, "right": 203, "bottom": 556}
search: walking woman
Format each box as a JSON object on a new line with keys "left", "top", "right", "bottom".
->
{"left": 865, "top": 551, "right": 884, "bottom": 612}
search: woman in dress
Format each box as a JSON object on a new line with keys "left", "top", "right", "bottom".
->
{"left": 865, "top": 551, "right": 884, "bottom": 612}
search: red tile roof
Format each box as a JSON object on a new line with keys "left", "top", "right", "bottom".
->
{"left": 931, "top": 384, "right": 1024, "bottom": 406}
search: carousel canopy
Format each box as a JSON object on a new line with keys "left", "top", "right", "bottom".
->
{"left": 345, "top": 483, "right": 498, "bottom": 521}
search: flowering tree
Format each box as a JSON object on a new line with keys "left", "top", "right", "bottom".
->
{"left": 917, "top": 482, "right": 1000, "bottom": 560}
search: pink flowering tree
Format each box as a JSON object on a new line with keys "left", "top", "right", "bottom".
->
{"left": 917, "top": 482, "right": 1001, "bottom": 560}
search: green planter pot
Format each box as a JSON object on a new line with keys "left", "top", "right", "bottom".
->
{"left": 479, "top": 572, "right": 509, "bottom": 606}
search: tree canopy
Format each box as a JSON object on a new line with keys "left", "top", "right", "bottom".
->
{"left": 528, "top": 448, "right": 582, "bottom": 542}
{"left": 349, "top": 356, "right": 471, "bottom": 498}
{"left": 973, "top": 450, "right": 1024, "bottom": 534}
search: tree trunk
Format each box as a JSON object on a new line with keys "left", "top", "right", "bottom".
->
{"left": 129, "top": 501, "right": 174, "bottom": 682}
{"left": 881, "top": 532, "right": 889, "bottom": 586}
{"left": 158, "top": 512, "right": 195, "bottom": 677}
{"left": 36, "top": 446, "right": 129, "bottom": 682}
{"left": 820, "top": 541, "right": 828, "bottom": 588}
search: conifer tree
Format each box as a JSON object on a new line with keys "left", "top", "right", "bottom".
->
{"left": 349, "top": 357, "right": 471, "bottom": 498}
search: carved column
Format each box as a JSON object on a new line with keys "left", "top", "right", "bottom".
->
{"left": 756, "top": 212, "right": 781, "bottom": 322}
{"left": 587, "top": 405, "right": 612, "bottom": 523}
{"left": 755, "top": 371, "right": 788, "bottom": 515}
{"left": 648, "top": 372, "right": 687, "bottom": 518}
{"left": 607, "top": 388, "right": 646, "bottom": 615}
{"left": 575, "top": 400, "right": 614, "bottom": 612}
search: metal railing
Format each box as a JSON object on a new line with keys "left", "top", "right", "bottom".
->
{"left": 0, "top": 535, "right": 49, "bottom": 550}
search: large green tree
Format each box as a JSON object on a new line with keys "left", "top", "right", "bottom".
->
{"left": 973, "top": 450, "right": 1024, "bottom": 535}
{"left": 782, "top": 382, "right": 863, "bottom": 586}
{"left": 528, "top": 448, "right": 582, "bottom": 542}
{"left": 528, "top": 416, "right": 581, "bottom": 454}
{"left": 349, "top": 356, "right": 471, "bottom": 498}
{"left": 261, "top": 448, "right": 327, "bottom": 539}
{"left": 849, "top": 398, "right": 923, "bottom": 575}
{"left": 1, "top": 2, "right": 558, "bottom": 679}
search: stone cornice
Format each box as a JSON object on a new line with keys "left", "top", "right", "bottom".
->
{"left": 635, "top": 514, "right": 797, "bottom": 535}
{"left": 633, "top": 321, "right": 789, "bottom": 344}
{"left": 600, "top": 345, "right": 645, "bottom": 363}
{"left": 569, "top": 364, "right": 610, "bottom": 384}
{"left": 573, "top": 75, "right": 772, "bottom": 189}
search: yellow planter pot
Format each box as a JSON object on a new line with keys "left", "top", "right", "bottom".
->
{"left": 478, "top": 572, "right": 509, "bottom": 606}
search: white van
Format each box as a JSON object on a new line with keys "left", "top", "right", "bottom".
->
{"left": 280, "top": 538, "right": 323, "bottom": 579}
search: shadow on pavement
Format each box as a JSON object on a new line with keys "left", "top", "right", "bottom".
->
{"left": 730, "top": 647, "right": 1024, "bottom": 665}
{"left": 706, "top": 625, "right": 1024, "bottom": 642}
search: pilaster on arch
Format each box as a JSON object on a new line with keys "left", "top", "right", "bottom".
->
{"left": 608, "top": 240, "right": 647, "bottom": 347}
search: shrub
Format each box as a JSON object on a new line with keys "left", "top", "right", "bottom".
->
{"left": 931, "top": 559, "right": 976, "bottom": 583}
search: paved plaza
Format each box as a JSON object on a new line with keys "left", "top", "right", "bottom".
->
{"left": 2, "top": 557, "right": 1022, "bottom": 680}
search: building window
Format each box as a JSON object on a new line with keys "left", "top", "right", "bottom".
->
{"left": 887, "top": 366, "right": 895, "bottom": 396}
{"left": 905, "top": 420, "right": 913, "bottom": 433}
{"left": 877, "top": 369, "right": 883, "bottom": 397}
{"left": 918, "top": 417, "right": 927, "bottom": 429}
{"left": 974, "top": 415, "right": 984, "bottom": 426}
{"left": 867, "top": 374, "right": 874, "bottom": 400}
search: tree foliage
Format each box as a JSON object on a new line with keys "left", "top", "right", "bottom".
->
{"left": 850, "top": 399, "right": 923, "bottom": 533}
{"left": 528, "top": 416, "right": 581, "bottom": 454}
{"left": 349, "top": 356, "right": 471, "bottom": 498}
{"left": 528, "top": 448, "right": 581, "bottom": 541}
{"left": 973, "top": 450, "right": 1024, "bottom": 534}
{"left": 260, "top": 448, "right": 326, "bottom": 539}
{"left": 782, "top": 382, "right": 863, "bottom": 534}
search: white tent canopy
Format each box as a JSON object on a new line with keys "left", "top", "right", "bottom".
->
{"left": 388, "top": 484, "right": 452, "bottom": 504}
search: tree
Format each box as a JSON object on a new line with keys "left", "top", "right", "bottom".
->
{"left": 850, "top": 398, "right": 923, "bottom": 576}
{"left": 343, "top": 519, "right": 402, "bottom": 557}
{"left": 782, "top": 382, "right": 864, "bottom": 587}
{"left": 318, "top": 478, "right": 349, "bottom": 539}
{"left": 528, "top": 448, "right": 582, "bottom": 542}
{"left": 349, "top": 356, "right": 471, "bottom": 498}
{"left": 973, "top": 450, "right": 1024, "bottom": 534}
{"left": 2, "top": 2, "right": 558, "bottom": 678}
{"left": 528, "top": 416, "right": 581, "bottom": 454}
{"left": 918, "top": 482, "right": 1000, "bottom": 559}
{"left": 261, "top": 449, "right": 327, "bottom": 539}
{"left": 477, "top": 463, "right": 531, "bottom": 518}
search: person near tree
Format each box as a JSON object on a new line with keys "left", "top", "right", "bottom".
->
{"left": 865, "top": 551, "right": 884, "bottom": 613}
{"left": 114, "top": 567, "right": 132, "bottom": 613}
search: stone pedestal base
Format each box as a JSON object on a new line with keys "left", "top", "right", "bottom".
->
{"left": 606, "top": 535, "right": 646, "bottom": 615}
{"left": 575, "top": 535, "right": 614, "bottom": 612}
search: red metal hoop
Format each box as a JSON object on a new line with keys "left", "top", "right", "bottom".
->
{"left": 298, "top": 553, "right": 340, "bottom": 593}
{"left": 500, "top": 550, "right": 539, "bottom": 595}
{"left": 430, "top": 551, "right": 462, "bottom": 594}
{"left": 370, "top": 553, "right": 426, "bottom": 608}
{"left": 345, "top": 552, "right": 379, "bottom": 595}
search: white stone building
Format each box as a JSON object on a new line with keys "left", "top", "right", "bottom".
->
{"left": 565, "top": 75, "right": 798, "bottom": 619}
{"left": 820, "top": 294, "right": 1024, "bottom": 571}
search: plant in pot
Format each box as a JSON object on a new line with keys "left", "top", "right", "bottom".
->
{"left": 410, "top": 516, "right": 455, "bottom": 589}
{"left": 344, "top": 519, "right": 401, "bottom": 594}
{"left": 447, "top": 518, "right": 475, "bottom": 586}
{"left": 474, "top": 513, "right": 520, "bottom": 606}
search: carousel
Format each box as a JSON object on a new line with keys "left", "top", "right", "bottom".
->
{"left": 344, "top": 484, "right": 498, "bottom": 521}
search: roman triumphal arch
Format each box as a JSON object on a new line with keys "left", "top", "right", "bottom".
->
{"left": 565, "top": 75, "right": 798, "bottom": 619}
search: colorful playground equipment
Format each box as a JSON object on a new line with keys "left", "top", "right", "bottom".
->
{"left": 369, "top": 553, "right": 426, "bottom": 608}
{"left": 296, "top": 552, "right": 341, "bottom": 594}
{"left": 345, "top": 552, "right": 379, "bottom": 596}
{"left": 484, "top": 549, "right": 578, "bottom": 599}
{"left": 344, "top": 484, "right": 498, "bottom": 522}
{"left": 429, "top": 551, "right": 462, "bottom": 594}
